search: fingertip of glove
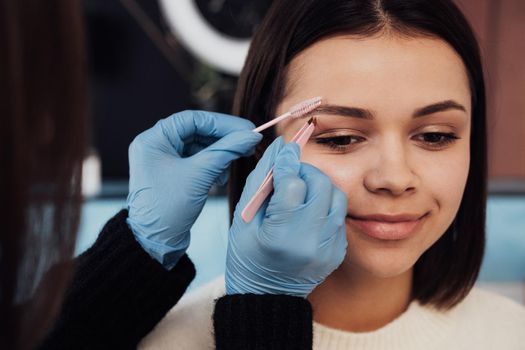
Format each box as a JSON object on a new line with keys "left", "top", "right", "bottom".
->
{"left": 214, "top": 130, "right": 262, "bottom": 154}
{"left": 270, "top": 141, "right": 301, "bottom": 184}
{"left": 274, "top": 143, "right": 300, "bottom": 167}
{"left": 249, "top": 130, "right": 264, "bottom": 142}
{"left": 335, "top": 187, "right": 348, "bottom": 203}
{"left": 271, "top": 136, "right": 285, "bottom": 148}
{"left": 232, "top": 129, "right": 263, "bottom": 142}
{"left": 286, "top": 141, "right": 301, "bottom": 155}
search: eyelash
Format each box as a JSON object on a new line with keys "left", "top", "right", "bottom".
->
{"left": 314, "top": 132, "right": 460, "bottom": 152}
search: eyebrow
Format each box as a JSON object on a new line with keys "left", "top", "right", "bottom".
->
{"left": 312, "top": 100, "right": 467, "bottom": 120}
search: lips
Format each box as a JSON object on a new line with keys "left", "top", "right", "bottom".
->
{"left": 346, "top": 212, "right": 428, "bottom": 240}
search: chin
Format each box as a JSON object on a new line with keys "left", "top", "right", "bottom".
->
{"left": 343, "top": 246, "right": 418, "bottom": 279}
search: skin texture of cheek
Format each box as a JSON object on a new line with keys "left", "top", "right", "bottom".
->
{"left": 299, "top": 149, "right": 360, "bottom": 194}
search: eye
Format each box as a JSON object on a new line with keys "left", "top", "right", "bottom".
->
{"left": 314, "top": 135, "right": 364, "bottom": 152}
{"left": 414, "top": 132, "right": 460, "bottom": 149}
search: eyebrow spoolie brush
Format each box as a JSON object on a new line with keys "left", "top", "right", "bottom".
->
{"left": 252, "top": 96, "right": 321, "bottom": 133}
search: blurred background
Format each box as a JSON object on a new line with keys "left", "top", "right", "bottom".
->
{"left": 78, "top": 0, "right": 525, "bottom": 303}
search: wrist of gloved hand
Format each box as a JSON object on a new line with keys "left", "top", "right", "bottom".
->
{"left": 127, "top": 219, "right": 189, "bottom": 270}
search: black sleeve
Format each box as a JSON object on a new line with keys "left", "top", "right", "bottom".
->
{"left": 38, "top": 209, "right": 196, "bottom": 350}
{"left": 213, "top": 294, "right": 313, "bottom": 350}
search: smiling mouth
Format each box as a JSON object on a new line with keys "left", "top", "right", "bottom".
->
{"left": 346, "top": 212, "right": 429, "bottom": 240}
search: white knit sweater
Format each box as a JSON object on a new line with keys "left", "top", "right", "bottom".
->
{"left": 139, "top": 276, "right": 525, "bottom": 349}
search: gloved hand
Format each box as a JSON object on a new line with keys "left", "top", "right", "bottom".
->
{"left": 226, "top": 137, "right": 348, "bottom": 298}
{"left": 126, "top": 110, "right": 262, "bottom": 269}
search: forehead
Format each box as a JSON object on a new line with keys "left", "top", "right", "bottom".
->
{"left": 281, "top": 34, "right": 471, "bottom": 115}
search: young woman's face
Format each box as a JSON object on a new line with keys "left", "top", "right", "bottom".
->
{"left": 275, "top": 35, "right": 471, "bottom": 278}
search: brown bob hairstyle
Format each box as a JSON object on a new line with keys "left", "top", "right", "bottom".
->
{"left": 229, "top": 0, "right": 487, "bottom": 309}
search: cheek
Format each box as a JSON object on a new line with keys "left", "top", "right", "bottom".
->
{"left": 417, "top": 146, "right": 470, "bottom": 216}
{"left": 300, "top": 148, "right": 359, "bottom": 193}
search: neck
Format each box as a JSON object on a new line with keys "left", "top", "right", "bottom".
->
{"left": 308, "top": 264, "right": 413, "bottom": 332}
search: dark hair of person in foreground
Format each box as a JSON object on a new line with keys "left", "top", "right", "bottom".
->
{"left": 229, "top": 0, "right": 487, "bottom": 309}
{"left": 0, "top": 0, "right": 87, "bottom": 348}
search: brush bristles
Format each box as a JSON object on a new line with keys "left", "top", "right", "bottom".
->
{"left": 290, "top": 97, "right": 322, "bottom": 117}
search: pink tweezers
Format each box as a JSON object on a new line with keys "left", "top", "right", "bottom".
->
{"left": 241, "top": 118, "right": 317, "bottom": 223}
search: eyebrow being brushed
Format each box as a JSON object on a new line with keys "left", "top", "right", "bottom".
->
{"left": 312, "top": 99, "right": 467, "bottom": 120}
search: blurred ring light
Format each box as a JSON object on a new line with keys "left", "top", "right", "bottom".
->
{"left": 159, "top": 0, "right": 250, "bottom": 75}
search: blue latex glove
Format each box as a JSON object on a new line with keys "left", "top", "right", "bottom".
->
{"left": 126, "top": 111, "right": 262, "bottom": 269}
{"left": 226, "top": 137, "right": 348, "bottom": 298}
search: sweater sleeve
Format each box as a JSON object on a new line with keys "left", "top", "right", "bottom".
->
{"left": 213, "top": 294, "right": 313, "bottom": 349}
{"left": 38, "top": 209, "right": 196, "bottom": 350}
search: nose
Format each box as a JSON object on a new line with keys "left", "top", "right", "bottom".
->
{"left": 363, "top": 142, "right": 418, "bottom": 196}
